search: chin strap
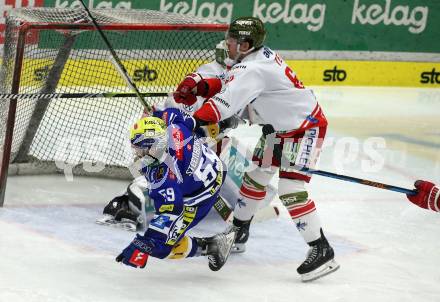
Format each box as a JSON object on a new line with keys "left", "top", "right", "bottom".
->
{"left": 224, "top": 44, "right": 256, "bottom": 69}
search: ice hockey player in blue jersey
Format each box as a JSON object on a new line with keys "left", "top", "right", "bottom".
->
{"left": 116, "top": 108, "right": 236, "bottom": 271}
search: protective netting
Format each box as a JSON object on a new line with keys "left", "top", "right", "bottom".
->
{"left": 0, "top": 8, "right": 226, "bottom": 177}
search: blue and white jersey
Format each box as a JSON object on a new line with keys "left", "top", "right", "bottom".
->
{"left": 141, "top": 108, "right": 224, "bottom": 209}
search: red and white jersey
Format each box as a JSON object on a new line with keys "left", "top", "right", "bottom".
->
{"left": 201, "top": 47, "right": 327, "bottom": 132}
{"left": 197, "top": 60, "right": 226, "bottom": 80}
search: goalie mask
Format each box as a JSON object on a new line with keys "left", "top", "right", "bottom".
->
{"left": 215, "top": 40, "right": 227, "bottom": 67}
{"left": 130, "top": 117, "right": 168, "bottom": 166}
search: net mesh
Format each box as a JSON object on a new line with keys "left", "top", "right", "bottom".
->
{"left": 0, "top": 8, "right": 226, "bottom": 177}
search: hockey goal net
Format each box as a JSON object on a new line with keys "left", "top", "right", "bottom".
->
{"left": 0, "top": 8, "right": 227, "bottom": 205}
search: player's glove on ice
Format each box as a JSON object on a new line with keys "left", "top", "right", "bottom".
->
{"left": 116, "top": 234, "right": 151, "bottom": 268}
{"left": 173, "top": 73, "right": 207, "bottom": 106}
{"left": 407, "top": 180, "right": 439, "bottom": 212}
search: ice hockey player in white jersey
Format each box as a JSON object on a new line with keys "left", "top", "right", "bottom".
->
{"left": 407, "top": 180, "right": 440, "bottom": 212}
{"left": 174, "top": 17, "right": 339, "bottom": 282}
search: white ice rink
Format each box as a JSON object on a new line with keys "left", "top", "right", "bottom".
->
{"left": 1, "top": 87, "right": 439, "bottom": 302}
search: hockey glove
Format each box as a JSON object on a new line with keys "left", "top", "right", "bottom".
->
{"left": 407, "top": 180, "right": 440, "bottom": 212}
{"left": 219, "top": 115, "right": 245, "bottom": 132}
{"left": 173, "top": 73, "right": 207, "bottom": 106}
{"left": 116, "top": 234, "right": 151, "bottom": 268}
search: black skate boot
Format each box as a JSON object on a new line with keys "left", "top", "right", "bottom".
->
{"left": 297, "top": 229, "right": 340, "bottom": 282}
{"left": 103, "top": 195, "right": 129, "bottom": 216}
{"left": 197, "top": 226, "right": 236, "bottom": 271}
{"left": 231, "top": 217, "right": 252, "bottom": 253}
{"left": 96, "top": 195, "right": 140, "bottom": 231}
{"left": 96, "top": 195, "right": 129, "bottom": 226}
{"left": 113, "top": 207, "right": 142, "bottom": 232}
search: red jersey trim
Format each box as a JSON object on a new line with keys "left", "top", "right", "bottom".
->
{"left": 193, "top": 100, "right": 221, "bottom": 123}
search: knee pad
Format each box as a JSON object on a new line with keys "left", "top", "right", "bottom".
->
{"left": 239, "top": 167, "right": 276, "bottom": 200}
{"left": 246, "top": 166, "right": 277, "bottom": 187}
{"left": 278, "top": 178, "right": 319, "bottom": 220}
{"left": 278, "top": 178, "right": 309, "bottom": 207}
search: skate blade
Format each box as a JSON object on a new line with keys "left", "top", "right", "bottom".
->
{"left": 300, "top": 259, "right": 340, "bottom": 282}
{"left": 231, "top": 243, "right": 246, "bottom": 253}
{"left": 95, "top": 215, "right": 116, "bottom": 225}
{"left": 209, "top": 230, "right": 236, "bottom": 271}
{"left": 95, "top": 216, "right": 137, "bottom": 232}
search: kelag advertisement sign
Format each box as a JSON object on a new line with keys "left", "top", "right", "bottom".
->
{"left": 1, "top": 0, "right": 439, "bottom": 52}
{"left": 1, "top": 1, "right": 438, "bottom": 86}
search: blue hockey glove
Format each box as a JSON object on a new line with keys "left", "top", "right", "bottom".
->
{"left": 116, "top": 234, "right": 152, "bottom": 268}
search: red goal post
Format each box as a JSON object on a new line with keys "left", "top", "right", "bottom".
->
{"left": 0, "top": 8, "right": 228, "bottom": 206}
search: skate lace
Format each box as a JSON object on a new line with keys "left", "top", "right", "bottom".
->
{"left": 217, "top": 234, "right": 227, "bottom": 256}
{"left": 304, "top": 246, "right": 319, "bottom": 265}
{"left": 208, "top": 234, "right": 225, "bottom": 268}
{"left": 208, "top": 255, "right": 217, "bottom": 266}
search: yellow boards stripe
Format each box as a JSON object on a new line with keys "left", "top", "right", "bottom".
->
{"left": 18, "top": 59, "right": 440, "bottom": 88}
{"left": 21, "top": 59, "right": 207, "bottom": 88}
{"left": 286, "top": 61, "right": 440, "bottom": 87}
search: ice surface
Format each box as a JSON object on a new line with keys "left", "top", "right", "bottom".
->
{"left": 0, "top": 87, "right": 439, "bottom": 302}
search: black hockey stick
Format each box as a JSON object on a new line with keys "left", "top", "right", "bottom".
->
{"left": 300, "top": 167, "right": 417, "bottom": 195}
{"left": 78, "top": 0, "right": 152, "bottom": 112}
{"left": 0, "top": 92, "right": 169, "bottom": 100}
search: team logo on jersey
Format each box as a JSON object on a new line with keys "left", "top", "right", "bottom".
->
{"left": 155, "top": 166, "right": 166, "bottom": 180}
{"left": 151, "top": 215, "right": 171, "bottom": 229}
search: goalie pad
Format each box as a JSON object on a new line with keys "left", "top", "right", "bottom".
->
{"left": 96, "top": 177, "right": 154, "bottom": 231}
{"left": 125, "top": 177, "right": 152, "bottom": 231}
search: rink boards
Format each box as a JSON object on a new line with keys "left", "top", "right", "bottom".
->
{"left": 14, "top": 58, "right": 440, "bottom": 88}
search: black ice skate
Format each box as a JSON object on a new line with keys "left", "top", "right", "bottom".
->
{"left": 113, "top": 208, "right": 143, "bottom": 232}
{"left": 197, "top": 226, "right": 236, "bottom": 271}
{"left": 103, "top": 195, "right": 129, "bottom": 216}
{"left": 231, "top": 217, "right": 252, "bottom": 253}
{"left": 96, "top": 195, "right": 140, "bottom": 231}
{"left": 96, "top": 195, "right": 128, "bottom": 225}
{"left": 297, "top": 229, "right": 340, "bottom": 282}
